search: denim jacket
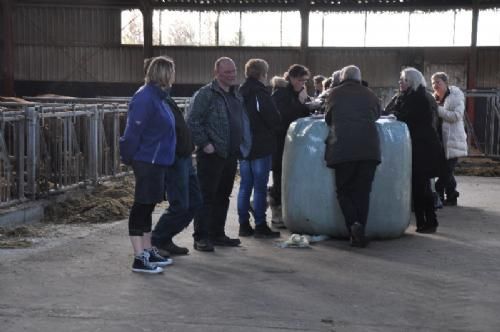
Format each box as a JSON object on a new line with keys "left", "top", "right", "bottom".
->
{"left": 119, "top": 83, "right": 176, "bottom": 166}
{"left": 187, "top": 79, "right": 251, "bottom": 159}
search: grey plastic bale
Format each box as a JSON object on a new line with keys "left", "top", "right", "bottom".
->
{"left": 281, "top": 116, "right": 411, "bottom": 239}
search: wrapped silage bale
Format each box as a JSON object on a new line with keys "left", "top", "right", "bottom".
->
{"left": 281, "top": 116, "right": 411, "bottom": 239}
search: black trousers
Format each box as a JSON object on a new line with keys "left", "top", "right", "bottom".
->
{"left": 269, "top": 135, "right": 285, "bottom": 206}
{"left": 193, "top": 151, "right": 237, "bottom": 241}
{"left": 334, "top": 161, "right": 378, "bottom": 230}
{"left": 412, "top": 173, "right": 438, "bottom": 229}
{"left": 435, "top": 157, "right": 458, "bottom": 198}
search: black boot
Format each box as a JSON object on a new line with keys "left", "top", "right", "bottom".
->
{"left": 239, "top": 222, "right": 254, "bottom": 237}
{"left": 444, "top": 191, "right": 459, "bottom": 206}
{"left": 254, "top": 223, "right": 280, "bottom": 239}
{"left": 417, "top": 206, "right": 438, "bottom": 234}
{"left": 415, "top": 210, "right": 426, "bottom": 232}
{"left": 163, "top": 239, "right": 189, "bottom": 255}
{"left": 350, "top": 222, "right": 368, "bottom": 247}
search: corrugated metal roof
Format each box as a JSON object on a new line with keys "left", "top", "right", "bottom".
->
{"left": 15, "top": 0, "right": 500, "bottom": 9}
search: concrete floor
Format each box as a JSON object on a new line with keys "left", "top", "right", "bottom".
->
{"left": 1, "top": 175, "right": 500, "bottom": 332}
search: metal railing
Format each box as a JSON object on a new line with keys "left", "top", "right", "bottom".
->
{"left": 465, "top": 90, "right": 500, "bottom": 158}
{"left": 23, "top": 96, "right": 192, "bottom": 113}
{"left": 0, "top": 96, "right": 193, "bottom": 207}
{"left": 0, "top": 102, "right": 129, "bottom": 207}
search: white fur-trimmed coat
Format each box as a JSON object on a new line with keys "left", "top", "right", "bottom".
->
{"left": 438, "top": 86, "right": 468, "bottom": 159}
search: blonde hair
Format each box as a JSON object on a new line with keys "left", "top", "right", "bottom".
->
{"left": 145, "top": 56, "right": 175, "bottom": 87}
{"left": 245, "top": 58, "right": 269, "bottom": 80}
{"left": 431, "top": 72, "right": 449, "bottom": 84}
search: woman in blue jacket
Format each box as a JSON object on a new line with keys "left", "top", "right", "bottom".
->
{"left": 120, "top": 56, "right": 176, "bottom": 274}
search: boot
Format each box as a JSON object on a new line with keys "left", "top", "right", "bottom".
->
{"left": 254, "top": 223, "right": 280, "bottom": 239}
{"left": 444, "top": 191, "right": 459, "bottom": 206}
{"left": 239, "top": 221, "right": 254, "bottom": 237}
{"left": 415, "top": 210, "right": 426, "bottom": 232}
{"left": 350, "top": 222, "right": 368, "bottom": 248}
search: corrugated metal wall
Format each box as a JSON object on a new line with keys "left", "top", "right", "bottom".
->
{"left": 11, "top": 5, "right": 500, "bottom": 89}
{"left": 477, "top": 48, "right": 500, "bottom": 88}
{"left": 14, "top": 6, "right": 119, "bottom": 45}
{"left": 153, "top": 47, "right": 301, "bottom": 84}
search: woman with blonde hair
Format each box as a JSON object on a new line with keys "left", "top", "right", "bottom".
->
{"left": 120, "top": 56, "right": 176, "bottom": 273}
{"left": 431, "top": 72, "right": 467, "bottom": 206}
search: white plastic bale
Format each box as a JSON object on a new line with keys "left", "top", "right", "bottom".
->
{"left": 281, "top": 117, "right": 412, "bottom": 239}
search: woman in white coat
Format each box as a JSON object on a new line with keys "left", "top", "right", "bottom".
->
{"left": 431, "top": 72, "right": 468, "bottom": 206}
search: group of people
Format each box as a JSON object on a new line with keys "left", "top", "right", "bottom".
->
{"left": 120, "top": 56, "right": 318, "bottom": 273}
{"left": 119, "top": 55, "right": 467, "bottom": 273}
{"left": 324, "top": 65, "right": 467, "bottom": 246}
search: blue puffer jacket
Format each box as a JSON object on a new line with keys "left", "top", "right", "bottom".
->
{"left": 120, "top": 83, "right": 176, "bottom": 166}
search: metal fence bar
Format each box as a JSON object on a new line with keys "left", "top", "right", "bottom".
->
{"left": 18, "top": 117, "right": 25, "bottom": 200}
{"left": 25, "top": 107, "right": 38, "bottom": 198}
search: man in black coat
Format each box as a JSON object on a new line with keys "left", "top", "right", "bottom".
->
{"left": 324, "top": 65, "right": 381, "bottom": 247}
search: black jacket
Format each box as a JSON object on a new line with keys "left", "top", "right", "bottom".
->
{"left": 390, "top": 86, "right": 444, "bottom": 177}
{"left": 165, "top": 96, "right": 194, "bottom": 158}
{"left": 272, "top": 83, "right": 311, "bottom": 140}
{"left": 239, "top": 77, "right": 281, "bottom": 160}
{"left": 324, "top": 80, "right": 381, "bottom": 167}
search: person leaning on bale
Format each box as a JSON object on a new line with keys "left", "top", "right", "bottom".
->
{"left": 386, "top": 67, "right": 444, "bottom": 234}
{"left": 270, "top": 64, "right": 313, "bottom": 228}
{"left": 119, "top": 56, "right": 176, "bottom": 274}
{"left": 324, "top": 65, "right": 381, "bottom": 248}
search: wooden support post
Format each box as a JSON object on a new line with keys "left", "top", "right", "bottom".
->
{"left": 299, "top": 0, "right": 310, "bottom": 66}
{"left": 2, "top": 0, "right": 15, "bottom": 96}
{"left": 140, "top": 0, "right": 154, "bottom": 60}
{"left": 467, "top": 2, "right": 479, "bottom": 130}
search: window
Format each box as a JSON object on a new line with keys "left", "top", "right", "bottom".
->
{"left": 219, "top": 11, "right": 241, "bottom": 46}
{"left": 153, "top": 10, "right": 217, "bottom": 46}
{"left": 150, "top": 10, "right": 300, "bottom": 47}
{"left": 366, "top": 11, "right": 409, "bottom": 47}
{"left": 477, "top": 8, "right": 500, "bottom": 46}
{"left": 121, "top": 9, "right": 143, "bottom": 45}
{"left": 310, "top": 10, "right": 472, "bottom": 47}
{"left": 281, "top": 11, "right": 301, "bottom": 46}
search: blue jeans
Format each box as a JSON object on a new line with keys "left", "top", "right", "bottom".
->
{"left": 237, "top": 155, "right": 272, "bottom": 225}
{"left": 152, "top": 156, "right": 202, "bottom": 245}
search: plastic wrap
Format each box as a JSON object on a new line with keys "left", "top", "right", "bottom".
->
{"left": 281, "top": 116, "right": 411, "bottom": 239}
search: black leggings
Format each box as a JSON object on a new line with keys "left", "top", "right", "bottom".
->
{"left": 128, "top": 202, "right": 156, "bottom": 236}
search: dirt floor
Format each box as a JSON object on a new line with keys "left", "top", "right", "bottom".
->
{"left": 1, "top": 156, "right": 497, "bottom": 250}
{"left": 1, "top": 175, "right": 500, "bottom": 331}
{"left": 0, "top": 177, "right": 136, "bottom": 249}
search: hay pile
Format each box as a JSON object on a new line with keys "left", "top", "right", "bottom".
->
{"left": 42, "top": 178, "right": 134, "bottom": 224}
{"left": 456, "top": 157, "right": 500, "bottom": 177}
